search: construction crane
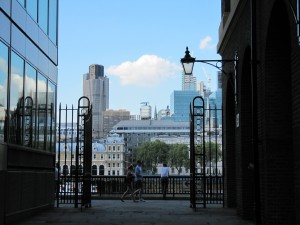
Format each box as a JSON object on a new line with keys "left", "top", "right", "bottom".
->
{"left": 201, "top": 66, "right": 211, "bottom": 90}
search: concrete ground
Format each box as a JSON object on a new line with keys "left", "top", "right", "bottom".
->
{"left": 13, "top": 200, "right": 255, "bottom": 225}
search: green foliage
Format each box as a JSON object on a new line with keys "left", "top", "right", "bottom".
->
{"left": 133, "top": 140, "right": 169, "bottom": 173}
{"left": 195, "top": 141, "right": 222, "bottom": 167}
{"left": 133, "top": 140, "right": 221, "bottom": 175}
{"left": 168, "top": 143, "right": 190, "bottom": 175}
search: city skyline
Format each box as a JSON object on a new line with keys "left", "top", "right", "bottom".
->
{"left": 58, "top": 1, "right": 221, "bottom": 115}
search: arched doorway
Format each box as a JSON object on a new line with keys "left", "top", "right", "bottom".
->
{"left": 263, "top": 1, "right": 294, "bottom": 223}
{"left": 223, "top": 72, "right": 236, "bottom": 208}
{"left": 238, "top": 46, "right": 255, "bottom": 219}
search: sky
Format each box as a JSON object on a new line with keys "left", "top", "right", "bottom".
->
{"left": 58, "top": 1, "right": 221, "bottom": 115}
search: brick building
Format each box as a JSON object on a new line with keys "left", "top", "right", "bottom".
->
{"left": 219, "top": 0, "right": 300, "bottom": 224}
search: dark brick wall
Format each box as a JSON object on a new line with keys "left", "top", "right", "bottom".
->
{"left": 220, "top": 0, "right": 300, "bottom": 224}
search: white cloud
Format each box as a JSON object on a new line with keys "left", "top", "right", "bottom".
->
{"left": 199, "top": 35, "right": 213, "bottom": 50}
{"left": 107, "top": 55, "right": 181, "bottom": 87}
{"left": 0, "top": 57, "right": 8, "bottom": 73}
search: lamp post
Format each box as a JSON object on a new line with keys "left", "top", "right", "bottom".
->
{"left": 181, "top": 47, "right": 238, "bottom": 77}
{"left": 181, "top": 46, "right": 238, "bottom": 209}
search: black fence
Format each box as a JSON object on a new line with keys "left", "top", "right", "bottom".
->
{"left": 58, "top": 175, "right": 223, "bottom": 204}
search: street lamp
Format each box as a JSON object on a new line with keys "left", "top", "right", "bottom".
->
{"left": 181, "top": 47, "right": 195, "bottom": 75}
{"left": 181, "top": 46, "right": 238, "bottom": 104}
{"left": 181, "top": 46, "right": 238, "bottom": 76}
{"left": 181, "top": 46, "right": 238, "bottom": 209}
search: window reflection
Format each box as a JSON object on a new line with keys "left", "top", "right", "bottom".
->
{"left": 47, "top": 81, "right": 56, "bottom": 152}
{"left": 0, "top": 42, "right": 8, "bottom": 142}
{"left": 27, "top": 0, "right": 38, "bottom": 22}
{"left": 9, "top": 51, "right": 24, "bottom": 144}
{"left": 38, "top": 0, "right": 48, "bottom": 34}
{"left": 37, "top": 73, "right": 47, "bottom": 150}
{"left": 49, "top": 0, "right": 57, "bottom": 44}
{"left": 24, "top": 63, "right": 37, "bottom": 147}
{"left": 17, "top": 0, "right": 25, "bottom": 7}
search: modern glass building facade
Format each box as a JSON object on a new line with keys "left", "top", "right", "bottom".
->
{"left": 169, "top": 90, "right": 199, "bottom": 122}
{"left": 0, "top": 0, "right": 58, "bottom": 224}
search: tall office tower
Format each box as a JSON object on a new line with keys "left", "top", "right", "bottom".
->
{"left": 182, "top": 71, "right": 196, "bottom": 91}
{"left": 197, "top": 81, "right": 205, "bottom": 97}
{"left": 103, "top": 109, "right": 130, "bottom": 137}
{"left": 170, "top": 90, "right": 199, "bottom": 122}
{"left": 83, "top": 64, "right": 109, "bottom": 139}
{"left": 0, "top": 1, "right": 58, "bottom": 222}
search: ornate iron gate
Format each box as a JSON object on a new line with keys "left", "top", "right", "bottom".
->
{"left": 190, "top": 96, "right": 223, "bottom": 209}
{"left": 56, "top": 97, "right": 92, "bottom": 208}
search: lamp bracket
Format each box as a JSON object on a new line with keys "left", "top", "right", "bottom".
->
{"left": 194, "top": 59, "right": 237, "bottom": 76}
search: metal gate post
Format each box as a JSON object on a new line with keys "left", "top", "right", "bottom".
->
{"left": 190, "top": 96, "right": 206, "bottom": 209}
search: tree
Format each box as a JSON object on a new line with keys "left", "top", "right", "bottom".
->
{"left": 168, "top": 143, "right": 190, "bottom": 175}
{"left": 133, "top": 140, "right": 169, "bottom": 174}
{"left": 195, "top": 141, "right": 222, "bottom": 168}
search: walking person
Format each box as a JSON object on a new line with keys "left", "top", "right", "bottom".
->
{"left": 121, "top": 165, "right": 136, "bottom": 202}
{"left": 133, "top": 160, "right": 145, "bottom": 202}
{"left": 160, "top": 163, "right": 169, "bottom": 200}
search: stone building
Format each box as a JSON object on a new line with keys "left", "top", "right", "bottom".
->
{"left": 56, "top": 135, "right": 127, "bottom": 176}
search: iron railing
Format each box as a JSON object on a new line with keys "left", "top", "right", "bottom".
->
{"left": 58, "top": 175, "right": 223, "bottom": 204}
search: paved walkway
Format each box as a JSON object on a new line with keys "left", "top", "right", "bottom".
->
{"left": 13, "top": 200, "right": 255, "bottom": 225}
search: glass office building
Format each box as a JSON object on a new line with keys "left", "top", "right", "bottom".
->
{"left": 0, "top": 0, "right": 58, "bottom": 223}
{"left": 170, "top": 90, "right": 199, "bottom": 122}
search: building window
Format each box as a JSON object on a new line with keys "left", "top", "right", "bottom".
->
{"left": 117, "top": 146, "right": 120, "bottom": 151}
{"left": 117, "top": 170, "right": 119, "bottom": 175}
{"left": 93, "top": 154, "right": 96, "bottom": 159}
{"left": 99, "top": 165, "right": 104, "bottom": 175}
{"left": 108, "top": 146, "right": 111, "bottom": 151}
{"left": 101, "top": 154, "right": 103, "bottom": 160}
{"left": 113, "top": 154, "right": 115, "bottom": 159}
{"left": 92, "top": 165, "right": 97, "bottom": 175}
{"left": 37, "top": 73, "right": 47, "bottom": 150}
{"left": 49, "top": 0, "right": 58, "bottom": 44}
{"left": 24, "top": 63, "right": 37, "bottom": 147}
{"left": 108, "top": 171, "right": 110, "bottom": 175}
{"left": 0, "top": 41, "right": 8, "bottom": 143}
{"left": 108, "top": 154, "right": 111, "bottom": 159}
{"left": 47, "top": 81, "right": 56, "bottom": 152}
{"left": 113, "top": 163, "right": 115, "bottom": 167}
{"left": 117, "top": 154, "right": 120, "bottom": 159}
{"left": 27, "top": 0, "right": 38, "bottom": 22}
{"left": 112, "top": 170, "right": 115, "bottom": 175}
{"left": 38, "top": 0, "right": 48, "bottom": 34}
{"left": 113, "top": 146, "right": 115, "bottom": 151}
{"left": 117, "top": 163, "right": 120, "bottom": 167}
{"left": 9, "top": 51, "right": 24, "bottom": 144}
{"left": 108, "top": 163, "right": 110, "bottom": 167}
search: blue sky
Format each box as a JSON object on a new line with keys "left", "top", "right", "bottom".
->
{"left": 58, "top": 1, "right": 221, "bottom": 115}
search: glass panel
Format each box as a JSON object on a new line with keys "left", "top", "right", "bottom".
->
{"left": 0, "top": 41, "right": 8, "bottom": 142}
{"left": 27, "top": 0, "right": 38, "bottom": 22}
{"left": 47, "top": 81, "right": 55, "bottom": 152}
{"left": 38, "top": 0, "right": 48, "bottom": 34}
{"left": 37, "top": 73, "right": 47, "bottom": 150}
{"left": 24, "top": 63, "right": 37, "bottom": 147}
{"left": 49, "top": 0, "right": 57, "bottom": 44}
{"left": 9, "top": 51, "right": 24, "bottom": 144}
{"left": 17, "top": 0, "right": 25, "bottom": 7}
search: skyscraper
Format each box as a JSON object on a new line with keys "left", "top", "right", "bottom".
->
{"left": 170, "top": 90, "right": 199, "bottom": 122}
{"left": 182, "top": 71, "right": 196, "bottom": 91}
{"left": 83, "top": 64, "right": 109, "bottom": 139}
